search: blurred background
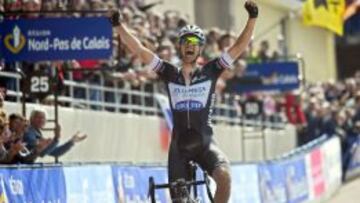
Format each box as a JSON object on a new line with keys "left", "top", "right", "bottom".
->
{"left": 0, "top": 0, "right": 360, "bottom": 202}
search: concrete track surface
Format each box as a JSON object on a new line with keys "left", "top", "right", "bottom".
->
{"left": 327, "top": 178, "right": 360, "bottom": 203}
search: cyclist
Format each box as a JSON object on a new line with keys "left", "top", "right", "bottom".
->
{"left": 111, "top": 1, "right": 258, "bottom": 202}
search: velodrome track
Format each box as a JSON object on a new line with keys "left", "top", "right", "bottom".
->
{"left": 327, "top": 178, "right": 360, "bottom": 203}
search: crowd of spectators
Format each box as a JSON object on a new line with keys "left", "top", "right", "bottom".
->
{"left": 0, "top": 0, "right": 284, "bottom": 109}
{"left": 298, "top": 73, "right": 360, "bottom": 171}
{"left": 0, "top": 90, "right": 87, "bottom": 164}
{"left": 0, "top": 0, "right": 285, "bottom": 116}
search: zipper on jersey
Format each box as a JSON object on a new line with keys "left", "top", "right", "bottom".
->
{"left": 184, "top": 71, "right": 192, "bottom": 129}
{"left": 186, "top": 82, "right": 190, "bottom": 129}
{"left": 183, "top": 68, "right": 193, "bottom": 129}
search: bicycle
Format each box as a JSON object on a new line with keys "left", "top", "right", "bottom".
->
{"left": 148, "top": 162, "right": 215, "bottom": 203}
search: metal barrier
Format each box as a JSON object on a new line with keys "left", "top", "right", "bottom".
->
{"left": 0, "top": 70, "right": 286, "bottom": 128}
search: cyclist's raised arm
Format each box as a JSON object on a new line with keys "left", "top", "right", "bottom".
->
{"left": 227, "top": 1, "right": 258, "bottom": 60}
{"left": 111, "top": 11, "right": 155, "bottom": 66}
{"left": 110, "top": 11, "right": 178, "bottom": 81}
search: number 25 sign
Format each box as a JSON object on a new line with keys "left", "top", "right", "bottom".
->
{"left": 23, "top": 71, "right": 53, "bottom": 100}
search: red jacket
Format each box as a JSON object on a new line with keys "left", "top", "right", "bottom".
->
{"left": 284, "top": 93, "right": 306, "bottom": 125}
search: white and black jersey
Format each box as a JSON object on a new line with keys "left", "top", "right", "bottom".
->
{"left": 150, "top": 53, "right": 233, "bottom": 149}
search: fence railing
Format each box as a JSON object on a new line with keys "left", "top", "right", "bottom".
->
{"left": 0, "top": 70, "right": 286, "bottom": 128}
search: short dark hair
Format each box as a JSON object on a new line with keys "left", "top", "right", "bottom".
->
{"left": 9, "top": 113, "right": 25, "bottom": 122}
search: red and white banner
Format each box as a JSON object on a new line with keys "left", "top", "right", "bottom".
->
{"left": 306, "top": 147, "right": 325, "bottom": 199}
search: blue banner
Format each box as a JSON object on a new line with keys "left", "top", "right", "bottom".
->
{"left": 111, "top": 166, "right": 126, "bottom": 203}
{"left": 283, "top": 157, "right": 309, "bottom": 203}
{"left": 142, "top": 167, "right": 170, "bottom": 203}
{"left": 345, "top": 137, "right": 360, "bottom": 180}
{"left": 2, "top": 167, "right": 66, "bottom": 203}
{"left": 231, "top": 164, "right": 261, "bottom": 203}
{"left": 0, "top": 17, "right": 112, "bottom": 62}
{"left": 0, "top": 169, "right": 10, "bottom": 203}
{"left": 111, "top": 166, "right": 148, "bottom": 202}
{"left": 347, "top": 139, "right": 360, "bottom": 170}
{"left": 258, "top": 161, "right": 287, "bottom": 203}
{"left": 229, "top": 62, "right": 300, "bottom": 93}
{"left": 63, "top": 165, "right": 116, "bottom": 203}
{"left": 0, "top": 135, "right": 342, "bottom": 203}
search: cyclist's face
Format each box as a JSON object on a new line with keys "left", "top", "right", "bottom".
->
{"left": 179, "top": 36, "right": 202, "bottom": 64}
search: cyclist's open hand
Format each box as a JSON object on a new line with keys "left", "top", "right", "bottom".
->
{"left": 245, "top": 0, "right": 259, "bottom": 19}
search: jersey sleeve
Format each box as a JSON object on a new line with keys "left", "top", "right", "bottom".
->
{"left": 203, "top": 51, "right": 235, "bottom": 79}
{"left": 148, "top": 55, "right": 178, "bottom": 82}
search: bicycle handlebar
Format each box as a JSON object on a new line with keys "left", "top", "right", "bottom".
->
{"left": 148, "top": 162, "right": 214, "bottom": 203}
{"left": 152, "top": 180, "right": 207, "bottom": 190}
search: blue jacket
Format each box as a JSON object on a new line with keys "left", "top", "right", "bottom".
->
{"left": 23, "top": 126, "right": 74, "bottom": 159}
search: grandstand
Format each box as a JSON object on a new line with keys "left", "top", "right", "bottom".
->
{"left": 0, "top": 0, "right": 360, "bottom": 202}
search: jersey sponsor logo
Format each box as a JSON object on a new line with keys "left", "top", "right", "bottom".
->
{"left": 175, "top": 100, "right": 203, "bottom": 110}
{"left": 168, "top": 80, "right": 212, "bottom": 111}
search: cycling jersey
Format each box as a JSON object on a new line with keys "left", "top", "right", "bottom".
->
{"left": 150, "top": 53, "right": 233, "bottom": 188}
{"left": 150, "top": 52, "right": 233, "bottom": 151}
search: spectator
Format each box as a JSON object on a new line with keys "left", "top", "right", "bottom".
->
{"left": 0, "top": 116, "right": 8, "bottom": 149}
{"left": 0, "top": 0, "right": 4, "bottom": 13}
{"left": 42, "top": 0, "right": 63, "bottom": 18}
{"left": 88, "top": 0, "right": 107, "bottom": 17}
{"left": 203, "top": 28, "right": 221, "bottom": 61}
{"left": 271, "top": 50, "right": 280, "bottom": 61}
{"left": 244, "top": 39, "right": 261, "bottom": 64}
{"left": 148, "top": 11, "right": 165, "bottom": 39}
{"left": 0, "top": 0, "right": 328, "bottom": 132}
{"left": 68, "top": 0, "right": 87, "bottom": 17}
{"left": 22, "top": 0, "right": 41, "bottom": 18}
{"left": 0, "top": 92, "right": 7, "bottom": 122}
{"left": 23, "top": 108, "right": 87, "bottom": 163}
{"left": 224, "top": 59, "right": 264, "bottom": 92}
{"left": 342, "top": 121, "right": 360, "bottom": 178}
{"left": 8, "top": 113, "right": 27, "bottom": 138}
{"left": 0, "top": 117, "right": 9, "bottom": 162}
{"left": 157, "top": 45, "right": 175, "bottom": 62}
{"left": 258, "top": 40, "right": 271, "bottom": 63}
{"left": 301, "top": 97, "right": 320, "bottom": 145}
{"left": 218, "top": 32, "right": 236, "bottom": 52}
{"left": 2, "top": 113, "right": 30, "bottom": 164}
{"left": 4, "top": 0, "right": 22, "bottom": 18}
{"left": 120, "top": 6, "right": 134, "bottom": 26}
{"left": 283, "top": 91, "right": 306, "bottom": 126}
{"left": 77, "top": 60, "right": 103, "bottom": 110}
{"left": 263, "top": 93, "right": 280, "bottom": 123}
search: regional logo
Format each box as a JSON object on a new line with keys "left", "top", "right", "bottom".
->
{"left": 4, "top": 25, "right": 26, "bottom": 54}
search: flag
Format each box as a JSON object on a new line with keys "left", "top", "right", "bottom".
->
{"left": 155, "top": 94, "right": 173, "bottom": 151}
{"left": 303, "top": 0, "right": 346, "bottom": 35}
{"left": 154, "top": 94, "right": 173, "bottom": 131}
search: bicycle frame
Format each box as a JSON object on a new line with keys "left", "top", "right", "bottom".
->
{"left": 148, "top": 165, "right": 214, "bottom": 203}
